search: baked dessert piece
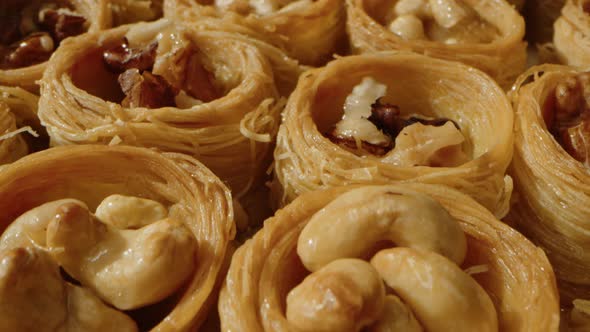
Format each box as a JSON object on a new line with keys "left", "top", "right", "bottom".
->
{"left": 346, "top": 0, "right": 526, "bottom": 88}
{"left": 219, "top": 184, "right": 559, "bottom": 331}
{"left": 272, "top": 52, "right": 513, "bottom": 217}
{"left": 0, "top": 145, "right": 235, "bottom": 331}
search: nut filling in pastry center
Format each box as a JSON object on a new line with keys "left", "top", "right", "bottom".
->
{"left": 543, "top": 73, "right": 590, "bottom": 166}
{"left": 0, "top": 0, "right": 88, "bottom": 70}
{"left": 384, "top": 0, "right": 500, "bottom": 44}
{"left": 326, "top": 76, "right": 468, "bottom": 167}
{"left": 0, "top": 194, "right": 197, "bottom": 331}
{"left": 286, "top": 187, "right": 497, "bottom": 332}
{"left": 98, "top": 23, "right": 220, "bottom": 109}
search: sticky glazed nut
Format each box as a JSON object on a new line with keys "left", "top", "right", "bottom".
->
{"left": 286, "top": 259, "right": 386, "bottom": 332}
{"left": 0, "top": 1, "right": 88, "bottom": 70}
{"left": 46, "top": 200, "right": 196, "bottom": 310}
{"left": 0, "top": 246, "right": 138, "bottom": 332}
{"left": 286, "top": 187, "right": 496, "bottom": 332}
{"left": 297, "top": 187, "right": 467, "bottom": 272}
{"left": 326, "top": 77, "right": 467, "bottom": 166}
{"left": 543, "top": 73, "right": 590, "bottom": 165}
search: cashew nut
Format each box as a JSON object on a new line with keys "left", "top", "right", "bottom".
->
{"left": 428, "top": 0, "right": 469, "bottom": 29}
{"left": 368, "top": 295, "right": 423, "bottom": 332}
{"left": 286, "top": 258, "right": 385, "bottom": 332}
{"left": 371, "top": 247, "right": 498, "bottom": 332}
{"left": 297, "top": 187, "right": 466, "bottom": 272}
{"left": 46, "top": 201, "right": 196, "bottom": 310}
{"left": 0, "top": 199, "right": 86, "bottom": 251}
{"left": 95, "top": 194, "right": 168, "bottom": 229}
{"left": 0, "top": 246, "right": 137, "bottom": 332}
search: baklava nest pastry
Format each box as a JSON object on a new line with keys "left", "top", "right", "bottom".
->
{"left": 508, "top": 64, "right": 590, "bottom": 305}
{"left": 219, "top": 184, "right": 560, "bottom": 331}
{"left": 272, "top": 52, "right": 513, "bottom": 217}
{"left": 38, "top": 18, "right": 293, "bottom": 197}
{"left": 163, "top": 0, "right": 346, "bottom": 66}
{"left": 0, "top": 145, "right": 235, "bottom": 331}
{"left": 346, "top": 0, "right": 526, "bottom": 88}
{"left": 0, "top": 0, "right": 106, "bottom": 90}
{"left": 554, "top": 0, "right": 590, "bottom": 67}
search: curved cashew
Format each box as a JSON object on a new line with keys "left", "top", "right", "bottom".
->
{"left": 371, "top": 247, "right": 498, "bottom": 332}
{"left": 297, "top": 187, "right": 466, "bottom": 272}
{"left": 46, "top": 201, "right": 196, "bottom": 310}
{"left": 286, "top": 258, "right": 385, "bottom": 332}
{"left": 0, "top": 199, "right": 86, "bottom": 251}
{"left": 0, "top": 247, "right": 137, "bottom": 332}
{"left": 95, "top": 194, "right": 168, "bottom": 229}
{"left": 369, "top": 295, "right": 423, "bottom": 332}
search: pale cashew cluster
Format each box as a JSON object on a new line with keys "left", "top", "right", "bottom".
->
{"left": 0, "top": 246, "right": 137, "bottom": 332}
{"left": 47, "top": 200, "right": 196, "bottom": 310}
{"left": 287, "top": 187, "right": 497, "bottom": 332}
{"left": 297, "top": 187, "right": 466, "bottom": 272}
{"left": 286, "top": 259, "right": 385, "bottom": 332}
{"left": 0, "top": 194, "right": 197, "bottom": 329}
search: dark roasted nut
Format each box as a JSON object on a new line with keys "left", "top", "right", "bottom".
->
{"left": 326, "top": 130, "right": 393, "bottom": 156}
{"left": 39, "top": 8, "right": 87, "bottom": 42}
{"left": 368, "top": 99, "right": 401, "bottom": 138}
{"left": 103, "top": 40, "right": 158, "bottom": 73}
{"left": 1, "top": 32, "right": 54, "bottom": 69}
{"left": 184, "top": 53, "right": 219, "bottom": 102}
{"left": 118, "top": 69, "right": 177, "bottom": 108}
{"left": 555, "top": 76, "right": 583, "bottom": 119}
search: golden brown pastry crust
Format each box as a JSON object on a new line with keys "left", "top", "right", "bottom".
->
{"left": 346, "top": 0, "right": 527, "bottom": 88}
{"left": 272, "top": 52, "right": 514, "bottom": 217}
{"left": 38, "top": 19, "right": 293, "bottom": 197}
{"left": 219, "top": 184, "right": 560, "bottom": 332}
{"left": 163, "top": 0, "right": 346, "bottom": 66}
{"left": 507, "top": 64, "right": 590, "bottom": 304}
{"left": 0, "top": 145, "right": 235, "bottom": 331}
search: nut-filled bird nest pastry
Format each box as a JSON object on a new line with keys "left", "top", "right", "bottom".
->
{"left": 272, "top": 52, "right": 514, "bottom": 217}
{"left": 163, "top": 0, "right": 346, "bottom": 66}
{"left": 508, "top": 64, "right": 590, "bottom": 308}
{"left": 219, "top": 184, "right": 560, "bottom": 332}
{"left": 38, "top": 18, "right": 298, "bottom": 197}
{"left": 346, "top": 0, "right": 527, "bottom": 88}
{"left": 0, "top": 145, "right": 235, "bottom": 331}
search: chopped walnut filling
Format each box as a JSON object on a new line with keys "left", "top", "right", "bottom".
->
{"left": 1, "top": 33, "right": 55, "bottom": 69}
{"left": 118, "top": 69, "right": 176, "bottom": 108}
{"left": 543, "top": 73, "right": 590, "bottom": 166}
{"left": 101, "top": 37, "right": 219, "bottom": 109}
{"left": 38, "top": 8, "right": 86, "bottom": 42}
{"left": 0, "top": 2, "right": 87, "bottom": 70}
{"left": 103, "top": 40, "right": 158, "bottom": 73}
{"left": 327, "top": 77, "right": 467, "bottom": 166}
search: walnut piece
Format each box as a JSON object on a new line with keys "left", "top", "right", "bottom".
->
{"left": 1, "top": 32, "right": 54, "bottom": 69}
{"left": 103, "top": 40, "right": 158, "bottom": 73}
{"left": 545, "top": 73, "right": 590, "bottom": 165}
{"left": 118, "top": 68, "right": 177, "bottom": 108}
{"left": 38, "top": 8, "right": 87, "bottom": 42}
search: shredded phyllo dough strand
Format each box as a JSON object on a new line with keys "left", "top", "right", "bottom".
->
{"left": 0, "top": 127, "right": 39, "bottom": 141}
